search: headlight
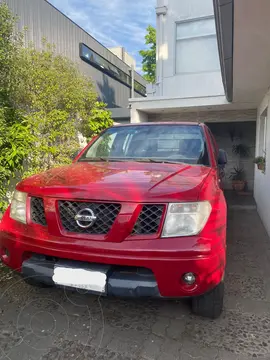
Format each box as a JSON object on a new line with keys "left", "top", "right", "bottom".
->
{"left": 10, "top": 190, "right": 27, "bottom": 224}
{"left": 162, "top": 202, "right": 212, "bottom": 237}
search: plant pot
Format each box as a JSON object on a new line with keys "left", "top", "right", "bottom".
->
{"left": 232, "top": 180, "right": 246, "bottom": 192}
{"left": 257, "top": 163, "right": 265, "bottom": 171}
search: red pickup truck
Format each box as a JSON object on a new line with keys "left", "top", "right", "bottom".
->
{"left": 0, "top": 122, "right": 227, "bottom": 318}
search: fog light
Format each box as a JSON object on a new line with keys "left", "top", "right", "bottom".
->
{"left": 4, "top": 248, "right": 10, "bottom": 258}
{"left": 1, "top": 247, "right": 10, "bottom": 262}
{"left": 183, "top": 273, "right": 196, "bottom": 285}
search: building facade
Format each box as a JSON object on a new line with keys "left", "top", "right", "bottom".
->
{"left": 155, "top": 0, "right": 224, "bottom": 99}
{"left": 4, "top": 0, "right": 147, "bottom": 123}
{"left": 109, "top": 47, "right": 136, "bottom": 69}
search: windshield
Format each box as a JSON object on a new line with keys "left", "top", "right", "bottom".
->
{"left": 79, "top": 124, "right": 210, "bottom": 166}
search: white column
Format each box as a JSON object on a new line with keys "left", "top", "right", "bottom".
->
{"left": 130, "top": 108, "right": 149, "bottom": 123}
{"left": 156, "top": 6, "right": 167, "bottom": 97}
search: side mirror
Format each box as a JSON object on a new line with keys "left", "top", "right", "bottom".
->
{"left": 218, "top": 149, "right": 227, "bottom": 166}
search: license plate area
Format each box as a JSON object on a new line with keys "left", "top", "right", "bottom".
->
{"left": 52, "top": 261, "right": 111, "bottom": 294}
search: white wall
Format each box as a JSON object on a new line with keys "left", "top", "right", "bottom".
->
{"left": 109, "top": 47, "right": 136, "bottom": 68}
{"left": 130, "top": 108, "right": 149, "bottom": 123}
{"left": 156, "top": 0, "right": 224, "bottom": 98}
{"left": 254, "top": 90, "right": 270, "bottom": 236}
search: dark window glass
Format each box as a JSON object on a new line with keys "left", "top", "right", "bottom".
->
{"left": 79, "top": 125, "right": 210, "bottom": 166}
{"left": 80, "top": 43, "right": 146, "bottom": 96}
{"left": 134, "top": 80, "right": 146, "bottom": 96}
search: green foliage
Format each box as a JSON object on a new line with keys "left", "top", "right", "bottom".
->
{"left": 0, "top": 3, "right": 22, "bottom": 93}
{"left": 232, "top": 143, "right": 250, "bottom": 158}
{"left": 229, "top": 166, "right": 245, "bottom": 181}
{"left": 254, "top": 155, "right": 266, "bottom": 173}
{"left": 80, "top": 101, "right": 113, "bottom": 141}
{"left": 139, "top": 25, "right": 156, "bottom": 83}
{"left": 254, "top": 156, "right": 265, "bottom": 165}
{"left": 0, "top": 3, "right": 30, "bottom": 211}
{"left": 0, "top": 4, "right": 113, "bottom": 212}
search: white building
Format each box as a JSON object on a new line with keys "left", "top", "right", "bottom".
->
{"left": 109, "top": 47, "right": 136, "bottom": 69}
{"left": 130, "top": 0, "right": 270, "bottom": 237}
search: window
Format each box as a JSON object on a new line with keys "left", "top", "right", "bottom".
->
{"left": 79, "top": 43, "right": 146, "bottom": 96}
{"left": 79, "top": 125, "right": 209, "bottom": 166}
{"left": 259, "top": 108, "right": 267, "bottom": 156}
{"left": 176, "top": 17, "right": 220, "bottom": 74}
{"left": 134, "top": 81, "right": 147, "bottom": 95}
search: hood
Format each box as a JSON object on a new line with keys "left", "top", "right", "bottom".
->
{"left": 17, "top": 161, "right": 211, "bottom": 202}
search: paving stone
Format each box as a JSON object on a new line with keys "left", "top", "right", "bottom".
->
{"left": 151, "top": 317, "right": 169, "bottom": 337}
{"left": 88, "top": 323, "right": 115, "bottom": 350}
{"left": 225, "top": 273, "right": 266, "bottom": 301}
{"left": 184, "top": 310, "right": 270, "bottom": 357}
{"left": 1, "top": 208, "right": 270, "bottom": 360}
{"left": 107, "top": 328, "right": 145, "bottom": 356}
{"left": 41, "top": 340, "right": 134, "bottom": 360}
{"left": 216, "top": 349, "right": 254, "bottom": 360}
{"left": 157, "top": 300, "right": 191, "bottom": 319}
{"left": 224, "top": 295, "right": 270, "bottom": 315}
{"left": 0, "top": 321, "right": 23, "bottom": 356}
{"left": 166, "top": 318, "right": 186, "bottom": 340}
{"left": 180, "top": 340, "right": 219, "bottom": 360}
{"left": 157, "top": 338, "right": 182, "bottom": 360}
{"left": 140, "top": 334, "right": 164, "bottom": 360}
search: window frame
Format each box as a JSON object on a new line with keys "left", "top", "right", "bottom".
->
{"left": 259, "top": 108, "right": 268, "bottom": 157}
{"left": 79, "top": 43, "right": 146, "bottom": 97}
{"left": 206, "top": 128, "right": 219, "bottom": 167}
{"left": 78, "top": 124, "right": 210, "bottom": 167}
{"left": 175, "top": 15, "right": 220, "bottom": 75}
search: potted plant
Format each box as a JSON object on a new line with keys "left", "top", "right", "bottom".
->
{"left": 254, "top": 156, "right": 266, "bottom": 172}
{"left": 232, "top": 143, "right": 250, "bottom": 158}
{"left": 230, "top": 139, "right": 250, "bottom": 191}
{"left": 229, "top": 166, "right": 246, "bottom": 191}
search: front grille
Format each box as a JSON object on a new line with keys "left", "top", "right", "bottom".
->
{"left": 31, "top": 197, "right": 47, "bottom": 226}
{"left": 132, "top": 205, "right": 164, "bottom": 235}
{"left": 58, "top": 201, "right": 121, "bottom": 235}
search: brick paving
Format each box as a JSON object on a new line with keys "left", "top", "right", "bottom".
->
{"left": 1, "top": 207, "right": 270, "bottom": 360}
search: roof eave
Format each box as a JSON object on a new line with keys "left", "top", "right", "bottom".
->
{"left": 213, "top": 0, "right": 234, "bottom": 102}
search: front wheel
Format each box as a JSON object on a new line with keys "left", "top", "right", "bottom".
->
{"left": 191, "top": 281, "right": 224, "bottom": 319}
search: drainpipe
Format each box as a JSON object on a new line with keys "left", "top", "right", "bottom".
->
{"left": 129, "top": 65, "right": 135, "bottom": 98}
{"left": 156, "top": 6, "right": 167, "bottom": 97}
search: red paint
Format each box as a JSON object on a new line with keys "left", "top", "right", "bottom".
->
{"left": 0, "top": 123, "right": 227, "bottom": 297}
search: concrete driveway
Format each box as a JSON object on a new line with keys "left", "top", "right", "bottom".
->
{"left": 1, "top": 208, "right": 270, "bottom": 360}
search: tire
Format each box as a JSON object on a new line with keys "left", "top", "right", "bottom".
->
{"left": 23, "top": 277, "right": 52, "bottom": 288}
{"left": 191, "top": 281, "right": 224, "bottom": 319}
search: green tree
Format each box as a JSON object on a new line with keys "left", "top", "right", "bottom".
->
{"left": 139, "top": 25, "right": 156, "bottom": 83}
{"left": 0, "top": 3, "right": 113, "bottom": 212}
{"left": 13, "top": 40, "right": 113, "bottom": 175}
{"left": 80, "top": 101, "right": 112, "bottom": 141}
{"left": 0, "top": 3, "right": 34, "bottom": 212}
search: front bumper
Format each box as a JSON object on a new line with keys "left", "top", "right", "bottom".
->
{"left": 0, "top": 209, "right": 226, "bottom": 298}
{"left": 22, "top": 254, "right": 161, "bottom": 297}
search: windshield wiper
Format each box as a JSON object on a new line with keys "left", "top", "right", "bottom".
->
{"left": 133, "top": 158, "right": 184, "bottom": 164}
{"left": 79, "top": 157, "right": 185, "bottom": 165}
{"left": 79, "top": 157, "right": 132, "bottom": 163}
{"left": 79, "top": 157, "right": 109, "bottom": 162}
